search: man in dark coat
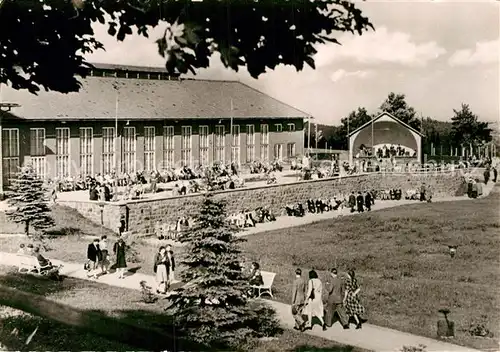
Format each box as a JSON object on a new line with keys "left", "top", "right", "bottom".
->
{"left": 356, "top": 192, "right": 364, "bottom": 213}
{"left": 324, "top": 268, "right": 349, "bottom": 330}
{"left": 483, "top": 167, "right": 490, "bottom": 184}
{"left": 87, "top": 238, "right": 102, "bottom": 279}
{"left": 348, "top": 192, "right": 356, "bottom": 213}
{"left": 493, "top": 166, "right": 498, "bottom": 183}
{"left": 291, "top": 268, "right": 307, "bottom": 331}
{"left": 364, "top": 191, "right": 372, "bottom": 211}
{"left": 419, "top": 183, "right": 426, "bottom": 202}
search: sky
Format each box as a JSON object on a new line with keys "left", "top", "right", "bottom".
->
{"left": 86, "top": 0, "right": 500, "bottom": 126}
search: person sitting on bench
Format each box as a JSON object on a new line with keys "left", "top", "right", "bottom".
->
{"left": 285, "top": 204, "right": 295, "bottom": 216}
{"left": 33, "top": 247, "right": 62, "bottom": 280}
{"left": 244, "top": 211, "right": 256, "bottom": 227}
{"left": 296, "top": 203, "right": 305, "bottom": 217}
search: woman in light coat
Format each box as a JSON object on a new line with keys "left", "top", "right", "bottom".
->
{"left": 153, "top": 246, "right": 169, "bottom": 294}
{"left": 303, "top": 269, "right": 325, "bottom": 330}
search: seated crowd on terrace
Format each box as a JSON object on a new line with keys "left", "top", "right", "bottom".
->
{"left": 46, "top": 153, "right": 490, "bottom": 204}
{"left": 154, "top": 207, "right": 277, "bottom": 240}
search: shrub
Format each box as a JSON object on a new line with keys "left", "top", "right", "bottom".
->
{"left": 401, "top": 344, "right": 427, "bottom": 352}
{"left": 469, "top": 315, "right": 493, "bottom": 338}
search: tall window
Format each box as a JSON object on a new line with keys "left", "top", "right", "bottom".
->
{"left": 246, "top": 125, "right": 255, "bottom": 163}
{"left": 2, "top": 128, "right": 19, "bottom": 186}
{"left": 79, "top": 127, "right": 93, "bottom": 177}
{"left": 231, "top": 125, "right": 240, "bottom": 164}
{"left": 274, "top": 143, "right": 284, "bottom": 161}
{"left": 144, "top": 126, "right": 155, "bottom": 171}
{"left": 56, "top": 127, "right": 70, "bottom": 178}
{"left": 214, "top": 125, "right": 225, "bottom": 163}
{"left": 287, "top": 142, "right": 296, "bottom": 158}
{"left": 30, "top": 128, "right": 46, "bottom": 178}
{"left": 275, "top": 123, "right": 283, "bottom": 132}
{"left": 288, "top": 123, "right": 296, "bottom": 132}
{"left": 199, "top": 125, "right": 209, "bottom": 166}
{"left": 102, "top": 127, "right": 115, "bottom": 174}
{"left": 260, "top": 124, "right": 269, "bottom": 161}
{"left": 163, "top": 126, "right": 174, "bottom": 169}
{"left": 181, "top": 126, "right": 192, "bottom": 167}
{"left": 123, "top": 127, "right": 136, "bottom": 174}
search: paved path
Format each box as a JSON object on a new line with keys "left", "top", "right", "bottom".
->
{"left": 0, "top": 252, "right": 481, "bottom": 352}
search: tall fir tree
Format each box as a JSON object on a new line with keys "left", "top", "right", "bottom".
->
{"left": 6, "top": 164, "right": 55, "bottom": 237}
{"left": 166, "top": 194, "right": 281, "bottom": 349}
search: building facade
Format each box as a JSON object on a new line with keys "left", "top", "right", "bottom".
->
{"left": 0, "top": 64, "right": 308, "bottom": 192}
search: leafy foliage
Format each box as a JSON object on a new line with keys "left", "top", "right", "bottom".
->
{"left": 165, "top": 194, "right": 281, "bottom": 349}
{"left": 0, "top": 0, "right": 373, "bottom": 94}
{"left": 6, "top": 164, "right": 55, "bottom": 237}
{"left": 421, "top": 117, "right": 452, "bottom": 150}
{"left": 450, "top": 104, "right": 492, "bottom": 148}
{"left": 379, "top": 92, "right": 421, "bottom": 130}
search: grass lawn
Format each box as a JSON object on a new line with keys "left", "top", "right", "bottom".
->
{"left": 241, "top": 191, "right": 500, "bottom": 351}
{"left": 0, "top": 266, "right": 366, "bottom": 352}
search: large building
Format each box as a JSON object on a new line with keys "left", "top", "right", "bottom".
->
{"left": 0, "top": 64, "right": 309, "bottom": 192}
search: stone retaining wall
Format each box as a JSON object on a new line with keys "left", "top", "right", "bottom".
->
{"left": 59, "top": 171, "right": 468, "bottom": 236}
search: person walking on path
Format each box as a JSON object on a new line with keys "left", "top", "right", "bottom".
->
{"left": 99, "top": 235, "right": 110, "bottom": 275}
{"left": 419, "top": 183, "right": 426, "bottom": 202}
{"left": 113, "top": 238, "right": 127, "bottom": 279}
{"left": 344, "top": 269, "right": 367, "bottom": 329}
{"left": 493, "top": 166, "right": 498, "bottom": 183}
{"left": 153, "top": 246, "right": 169, "bottom": 294}
{"left": 364, "top": 191, "right": 372, "bottom": 212}
{"left": 303, "top": 269, "right": 325, "bottom": 331}
{"left": 166, "top": 244, "right": 176, "bottom": 284}
{"left": 86, "top": 238, "right": 102, "bottom": 279}
{"left": 348, "top": 192, "right": 356, "bottom": 213}
{"left": 356, "top": 192, "right": 364, "bottom": 213}
{"left": 324, "top": 268, "right": 349, "bottom": 330}
{"left": 483, "top": 167, "right": 490, "bottom": 184}
{"left": 291, "top": 268, "right": 307, "bottom": 331}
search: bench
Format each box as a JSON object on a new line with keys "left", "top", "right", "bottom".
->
{"left": 17, "top": 254, "right": 56, "bottom": 275}
{"left": 251, "top": 271, "right": 276, "bottom": 298}
{"left": 17, "top": 254, "right": 50, "bottom": 274}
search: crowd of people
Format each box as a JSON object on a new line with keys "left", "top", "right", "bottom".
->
{"left": 249, "top": 160, "right": 283, "bottom": 174}
{"left": 283, "top": 184, "right": 434, "bottom": 218}
{"left": 227, "top": 207, "right": 277, "bottom": 228}
{"left": 291, "top": 267, "right": 367, "bottom": 331}
{"left": 153, "top": 207, "right": 277, "bottom": 242}
{"left": 85, "top": 236, "right": 128, "bottom": 280}
{"left": 286, "top": 198, "right": 344, "bottom": 217}
{"left": 154, "top": 217, "right": 190, "bottom": 241}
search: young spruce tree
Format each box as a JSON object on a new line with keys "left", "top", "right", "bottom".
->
{"left": 166, "top": 194, "right": 281, "bottom": 349}
{"left": 6, "top": 164, "right": 55, "bottom": 237}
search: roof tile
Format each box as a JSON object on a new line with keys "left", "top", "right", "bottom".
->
{"left": 1, "top": 76, "right": 310, "bottom": 120}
